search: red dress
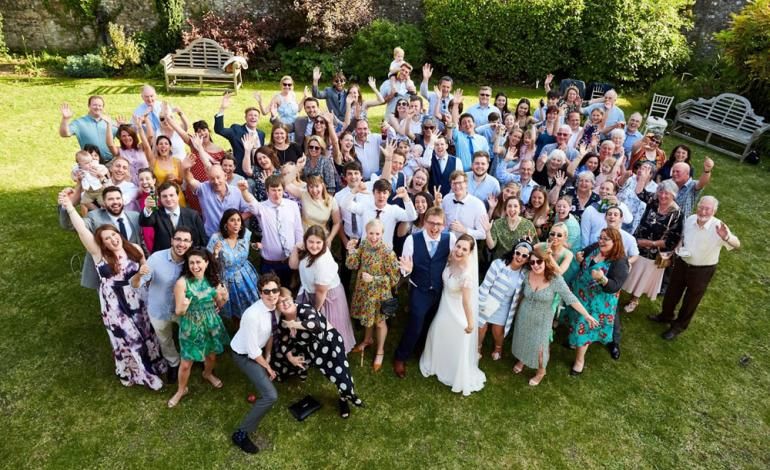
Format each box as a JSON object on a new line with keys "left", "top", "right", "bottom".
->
{"left": 186, "top": 148, "right": 225, "bottom": 212}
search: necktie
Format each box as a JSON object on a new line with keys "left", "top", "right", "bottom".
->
{"left": 350, "top": 196, "right": 358, "bottom": 235}
{"left": 269, "top": 309, "right": 281, "bottom": 350}
{"left": 453, "top": 199, "right": 464, "bottom": 205}
{"left": 467, "top": 134, "right": 475, "bottom": 157}
{"left": 429, "top": 240, "right": 438, "bottom": 257}
{"left": 169, "top": 211, "right": 179, "bottom": 228}
{"left": 274, "top": 205, "right": 290, "bottom": 257}
{"left": 338, "top": 92, "right": 344, "bottom": 109}
{"left": 375, "top": 209, "right": 382, "bottom": 219}
{"left": 117, "top": 217, "right": 128, "bottom": 239}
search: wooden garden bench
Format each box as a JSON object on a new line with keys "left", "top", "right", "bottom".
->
{"left": 161, "top": 38, "right": 244, "bottom": 93}
{"left": 671, "top": 93, "right": 769, "bottom": 160}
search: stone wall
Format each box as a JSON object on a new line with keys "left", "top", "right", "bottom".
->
{"left": 0, "top": 0, "right": 742, "bottom": 55}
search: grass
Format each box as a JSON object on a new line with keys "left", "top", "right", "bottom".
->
{"left": 0, "top": 76, "right": 768, "bottom": 468}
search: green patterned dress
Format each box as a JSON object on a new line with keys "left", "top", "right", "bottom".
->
{"left": 179, "top": 278, "right": 230, "bottom": 362}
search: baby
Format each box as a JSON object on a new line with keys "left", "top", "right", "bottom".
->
{"left": 403, "top": 143, "right": 423, "bottom": 179}
{"left": 388, "top": 46, "right": 405, "bottom": 76}
{"left": 71, "top": 149, "right": 109, "bottom": 213}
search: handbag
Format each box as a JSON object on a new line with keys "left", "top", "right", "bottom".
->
{"left": 380, "top": 296, "right": 399, "bottom": 319}
{"left": 288, "top": 395, "right": 321, "bottom": 422}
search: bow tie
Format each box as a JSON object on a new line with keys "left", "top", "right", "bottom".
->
{"left": 453, "top": 199, "right": 464, "bottom": 205}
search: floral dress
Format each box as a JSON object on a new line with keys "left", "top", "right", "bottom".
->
{"left": 96, "top": 257, "right": 166, "bottom": 389}
{"left": 345, "top": 239, "right": 400, "bottom": 327}
{"left": 179, "top": 277, "right": 230, "bottom": 361}
{"left": 566, "top": 248, "right": 618, "bottom": 346}
{"left": 207, "top": 229, "right": 259, "bottom": 319}
{"left": 271, "top": 304, "right": 363, "bottom": 404}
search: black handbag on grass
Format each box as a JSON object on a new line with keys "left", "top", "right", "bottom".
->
{"left": 288, "top": 395, "right": 321, "bottom": 422}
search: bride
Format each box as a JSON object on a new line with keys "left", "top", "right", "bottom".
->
{"left": 419, "top": 233, "right": 486, "bottom": 395}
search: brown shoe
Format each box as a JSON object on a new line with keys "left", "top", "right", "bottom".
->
{"left": 393, "top": 360, "right": 406, "bottom": 378}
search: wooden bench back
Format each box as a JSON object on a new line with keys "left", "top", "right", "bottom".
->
{"left": 170, "top": 38, "right": 233, "bottom": 69}
{"left": 681, "top": 93, "right": 766, "bottom": 134}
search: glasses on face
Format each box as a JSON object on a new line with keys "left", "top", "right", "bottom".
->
{"left": 549, "top": 232, "right": 565, "bottom": 239}
{"left": 556, "top": 132, "right": 570, "bottom": 136}
{"left": 334, "top": 79, "right": 345, "bottom": 84}
{"left": 423, "top": 126, "right": 435, "bottom": 130}
{"left": 425, "top": 220, "right": 443, "bottom": 227}
{"left": 261, "top": 288, "right": 280, "bottom": 295}
{"left": 650, "top": 139, "right": 661, "bottom": 145}
{"left": 514, "top": 251, "right": 530, "bottom": 259}
{"left": 282, "top": 83, "right": 293, "bottom": 87}
{"left": 278, "top": 298, "right": 293, "bottom": 305}
{"left": 172, "top": 237, "right": 192, "bottom": 244}
{"left": 529, "top": 258, "right": 544, "bottom": 266}
{"left": 308, "top": 145, "right": 322, "bottom": 150}
{"left": 599, "top": 236, "right": 612, "bottom": 242}
{"left": 397, "top": 102, "right": 408, "bottom": 107}
{"left": 479, "top": 93, "right": 491, "bottom": 97}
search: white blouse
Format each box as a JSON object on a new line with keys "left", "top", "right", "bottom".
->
{"left": 299, "top": 250, "right": 341, "bottom": 294}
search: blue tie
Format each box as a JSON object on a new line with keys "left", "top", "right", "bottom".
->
{"left": 429, "top": 240, "right": 438, "bottom": 257}
{"left": 467, "top": 134, "right": 475, "bottom": 156}
{"left": 117, "top": 217, "right": 128, "bottom": 240}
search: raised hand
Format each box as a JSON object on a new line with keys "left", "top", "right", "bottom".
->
{"left": 487, "top": 193, "right": 498, "bottom": 211}
{"left": 382, "top": 139, "right": 397, "bottom": 160}
{"left": 433, "top": 185, "right": 443, "bottom": 206}
{"left": 138, "top": 263, "right": 151, "bottom": 276}
{"left": 544, "top": 73, "right": 554, "bottom": 88}
{"left": 295, "top": 155, "right": 307, "bottom": 170}
{"left": 576, "top": 251, "right": 584, "bottom": 263}
{"left": 312, "top": 66, "right": 322, "bottom": 82}
{"left": 220, "top": 92, "right": 233, "bottom": 111}
{"left": 367, "top": 76, "right": 377, "bottom": 89}
{"left": 554, "top": 170, "right": 568, "bottom": 187}
{"left": 241, "top": 133, "right": 255, "bottom": 154}
{"left": 303, "top": 86, "right": 310, "bottom": 100}
{"left": 422, "top": 63, "right": 433, "bottom": 80}
{"left": 253, "top": 91, "right": 263, "bottom": 103}
{"left": 181, "top": 153, "right": 196, "bottom": 170}
{"left": 60, "top": 103, "right": 73, "bottom": 119}
{"left": 453, "top": 88, "right": 464, "bottom": 103}
{"left": 237, "top": 179, "right": 249, "bottom": 192}
{"left": 703, "top": 156, "right": 715, "bottom": 172}
{"left": 480, "top": 217, "right": 492, "bottom": 233}
{"left": 716, "top": 222, "right": 730, "bottom": 240}
{"left": 189, "top": 133, "right": 204, "bottom": 150}
{"left": 395, "top": 186, "right": 410, "bottom": 200}
{"left": 213, "top": 241, "right": 223, "bottom": 257}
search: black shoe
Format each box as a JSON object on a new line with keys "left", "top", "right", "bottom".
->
{"left": 661, "top": 328, "right": 681, "bottom": 341}
{"left": 231, "top": 430, "right": 259, "bottom": 454}
{"left": 569, "top": 368, "right": 583, "bottom": 376}
{"left": 338, "top": 399, "right": 351, "bottom": 419}
{"left": 647, "top": 313, "right": 671, "bottom": 324}
{"left": 167, "top": 366, "right": 179, "bottom": 384}
{"left": 608, "top": 342, "right": 621, "bottom": 360}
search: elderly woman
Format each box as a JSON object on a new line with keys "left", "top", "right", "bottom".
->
{"left": 483, "top": 197, "right": 537, "bottom": 260}
{"left": 302, "top": 135, "right": 338, "bottom": 194}
{"left": 478, "top": 242, "right": 532, "bottom": 360}
{"left": 622, "top": 179, "right": 684, "bottom": 312}
{"left": 567, "top": 227, "right": 629, "bottom": 375}
{"left": 534, "top": 149, "right": 568, "bottom": 191}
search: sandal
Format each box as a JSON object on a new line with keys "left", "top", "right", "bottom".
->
{"left": 512, "top": 362, "right": 524, "bottom": 374}
{"left": 624, "top": 299, "right": 639, "bottom": 313}
{"left": 529, "top": 373, "right": 546, "bottom": 386}
{"left": 352, "top": 339, "right": 373, "bottom": 367}
{"left": 167, "top": 387, "right": 188, "bottom": 408}
{"left": 491, "top": 346, "right": 503, "bottom": 361}
{"left": 202, "top": 373, "right": 223, "bottom": 389}
{"left": 372, "top": 353, "right": 384, "bottom": 372}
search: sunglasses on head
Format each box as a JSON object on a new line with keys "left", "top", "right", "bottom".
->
{"left": 529, "top": 258, "right": 544, "bottom": 266}
{"left": 261, "top": 287, "right": 280, "bottom": 295}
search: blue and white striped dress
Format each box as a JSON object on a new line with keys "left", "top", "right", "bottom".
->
{"left": 478, "top": 259, "right": 525, "bottom": 336}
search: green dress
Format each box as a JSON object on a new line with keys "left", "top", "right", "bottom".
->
{"left": 489, "top": 217, "right": 538, "bottom": 260}
{"left": 179, "top": 278, "right": 230, "bottom": 362}
{"left": 345, "top": 239, "right": 400, "bottom": 327}
{"left": 566, "top": 249, "right": 618, "bottom": 347}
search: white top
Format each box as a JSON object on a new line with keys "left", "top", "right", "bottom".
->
{"left": 678, "top": 215, "right": 736, "bottom": 266}
{"left": 419, "top": 146, "right": 463, "bottom": 172}
{"left": 230, "top": 300, "right": 274, "bottom": 360}
{"left": 334, "top": 187, "right": 373, "bottom": 239}
{"left": 299, "top": 250, "right": 341, "bottom": 294}
{"left": 441, "top": 192, "right": 488, "bottom": 240}
{"left": 343, "top": 194, "right": 417, "bottom": 249}
{"left": 354, "top": 134, "right": 383, "bottom": 178}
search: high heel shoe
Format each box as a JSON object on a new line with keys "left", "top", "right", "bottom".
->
{"left": 372, "top": 353, "right": 384, "bottom": 372}
{"left": 352, "top": 339, "right": 372, "bottom": 367}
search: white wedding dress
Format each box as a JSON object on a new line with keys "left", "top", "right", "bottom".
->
{"left": 419, "top": 257, "right": 486, "bottom": 396}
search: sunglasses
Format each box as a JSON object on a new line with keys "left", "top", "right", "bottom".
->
{"left": 556, "top": 132, "right": 570, "bottom": 136}
{"left": 529, "top": 259, "right": 544, "bottom": 266}
{"left": 599, "top": 236, "right": 612, "bottom": 242}
{"left": 479, "top": 93, "right": 491, "bottom": 97}
{"left": 308, "top": 145, "right": 322, "bottom": 150}
{"left": 333, "top": 79, "right": 346, "bottom": 84}
{"left": 514, "top": 251, "right": 530, "bottom": 258}
{"left": 282, "top": 83, "right": 293, "bottom": 87}
{"left": 548, "top": 232, "right": 564, "bottom": 238}
{"left": 397, "top": 102, "right": 408, "bottom": 106}
{"left": 423, "top": 126, "right": 436, "bottom": 130}
{"left": 261, "top": 288, "right": 280, "bottom": 295}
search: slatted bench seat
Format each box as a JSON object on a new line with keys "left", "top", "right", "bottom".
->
{"left": 671, "top": 93, "right": 769, "bottom": 160}
{"left": 161, "top": 38, "right": 244, "bottom": 93}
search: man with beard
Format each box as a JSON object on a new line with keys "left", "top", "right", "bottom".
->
{"left": 58, "top": 185, "right": 143, "bottom": 289}
{"left": 133, "top": 226, "right": 195, "bottom": 383}
{"left": 466, "top": 151, "right": 500, "bottom": 204}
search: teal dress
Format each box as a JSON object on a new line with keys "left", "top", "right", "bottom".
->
{"left": 179, "top": 278, "right": 230, "bottom": 361}
{"left": 566, "top": 249, "right": 618, "bottom": 347}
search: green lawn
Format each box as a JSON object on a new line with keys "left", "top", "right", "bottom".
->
{"left": 1, "top": 77, "right": 768, "bottom": 468}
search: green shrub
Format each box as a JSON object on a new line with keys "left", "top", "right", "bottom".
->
{"left": 0, "top": 13, "right": 9, "bottom": 58}
{"left": 342, "top": 19, "right": 426, "bottom": 81}
{"left": 286, "top": 0, "right": 374, "bottom": 50}
{"left": 265, "top": 46, "right": 339, "bottom": 82}
{"left": 64, "top": 54, "right": 107, "bottom": 78}
{"left": 424, "top": 0, "right": 583, "bottom": 82}
{"left": 142, "top": 0, "right": 184, "bottom": 65}
{"left": 100, "top": 23, "right": 142, "bottom": 73}
{"left": 577, "top": 0, "right": 693, "bottom": 84}
{"left": 716, "top": 0, "right": 770, "bottom": 84}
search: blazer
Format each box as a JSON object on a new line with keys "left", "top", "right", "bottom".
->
{"left": 58, "top": 207, "right": 144, "bottom": 289}
{"left": 139, "top": 207, "right": 207, "bottom": 252}
{"left": 214, "top": 114, "right": 266, "bottom": 176}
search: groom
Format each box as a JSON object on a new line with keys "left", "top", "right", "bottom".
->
{"left": 393, "top": 206, "right": 456, "bottom": 378}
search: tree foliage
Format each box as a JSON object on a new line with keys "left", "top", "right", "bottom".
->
{"left": 342, "top": 20, "right": 426, "bottom": 81}
{"left": 716, "top": 0, "right": 770, "bottom": 83}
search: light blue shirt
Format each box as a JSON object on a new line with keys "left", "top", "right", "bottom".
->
{"left": 142, "top": 249, "right": 184, "bottom": 321}
{"left": 420, "top": 82, "right": 453, "bottom": 117}
{"left": 466, "top": 103, "right": 498, "bottom": 127}
{"left": 452, "top": 128, "right": 489, "bottom": 171}
{"left": 466, "top": 172, "right": 500, "bottom": 202}
{"left": 494, "top": 162, "right": 539, "bottom": 204}
{"left": 583, "top": 103, "right": 626, "bottom": 127}
{"left": 133, "top": 102, "right": 163, "bottom": 134}
{"left": 623, "top": 129, "right": 643, "bottom": 157}
{"left": 68, "top": 115, "right": 115, "bottom": 161}
{"left": 195, "top": 182, "right": 251, "bottom": 237}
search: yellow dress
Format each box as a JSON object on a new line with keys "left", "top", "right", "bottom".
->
{"left": 153, "top": 158, "right": 186, "bottom": 207}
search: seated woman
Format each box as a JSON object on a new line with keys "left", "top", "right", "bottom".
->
{"left": 567, "top": 228, "right": 629, "bottom": 375}
{"left": 207, "top": 209, "right": 260, "bottom": 325}
{"left": 289, "top": 225, "right": 355, "bottom": 352}
{"left": 273, "top": 289, "right": 364, "bottom": 418}
{"left": 59, "top": 193, "right": 166, "bottom": 390}
{"left": 169, "top": 248, "right": 230, "bottom": 407}
{"left": 478, "top": 241, "right": 531, "bottom": 361}
{"left": 346, "top": 219, "right": 400, "bottom": 371}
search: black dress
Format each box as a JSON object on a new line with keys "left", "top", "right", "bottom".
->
{"left": 271, "top": 304, "right": 363, "bottom": 405}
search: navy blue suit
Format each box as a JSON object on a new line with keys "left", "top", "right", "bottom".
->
{"left": 214, "top": 114, "right": 266, "bottom": 176}
{"left": 394, "top": 231, "right": 450, "bottom": 362}
{"left": 430, "top": 155, "right": 460, "bottom": 196}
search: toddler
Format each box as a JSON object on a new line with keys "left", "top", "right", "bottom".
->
{"left": 389, "top": 47, "right": 405, "bottom": 76}
{"left": 71, "top": 149, "right": 109, "bottom": 213}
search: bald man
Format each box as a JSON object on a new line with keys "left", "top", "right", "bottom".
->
{"left": 133, "top": 84, "right": 164, "bottom": 134}
{"left": 184, "top": 164, "right": 251, "bottom": 237}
